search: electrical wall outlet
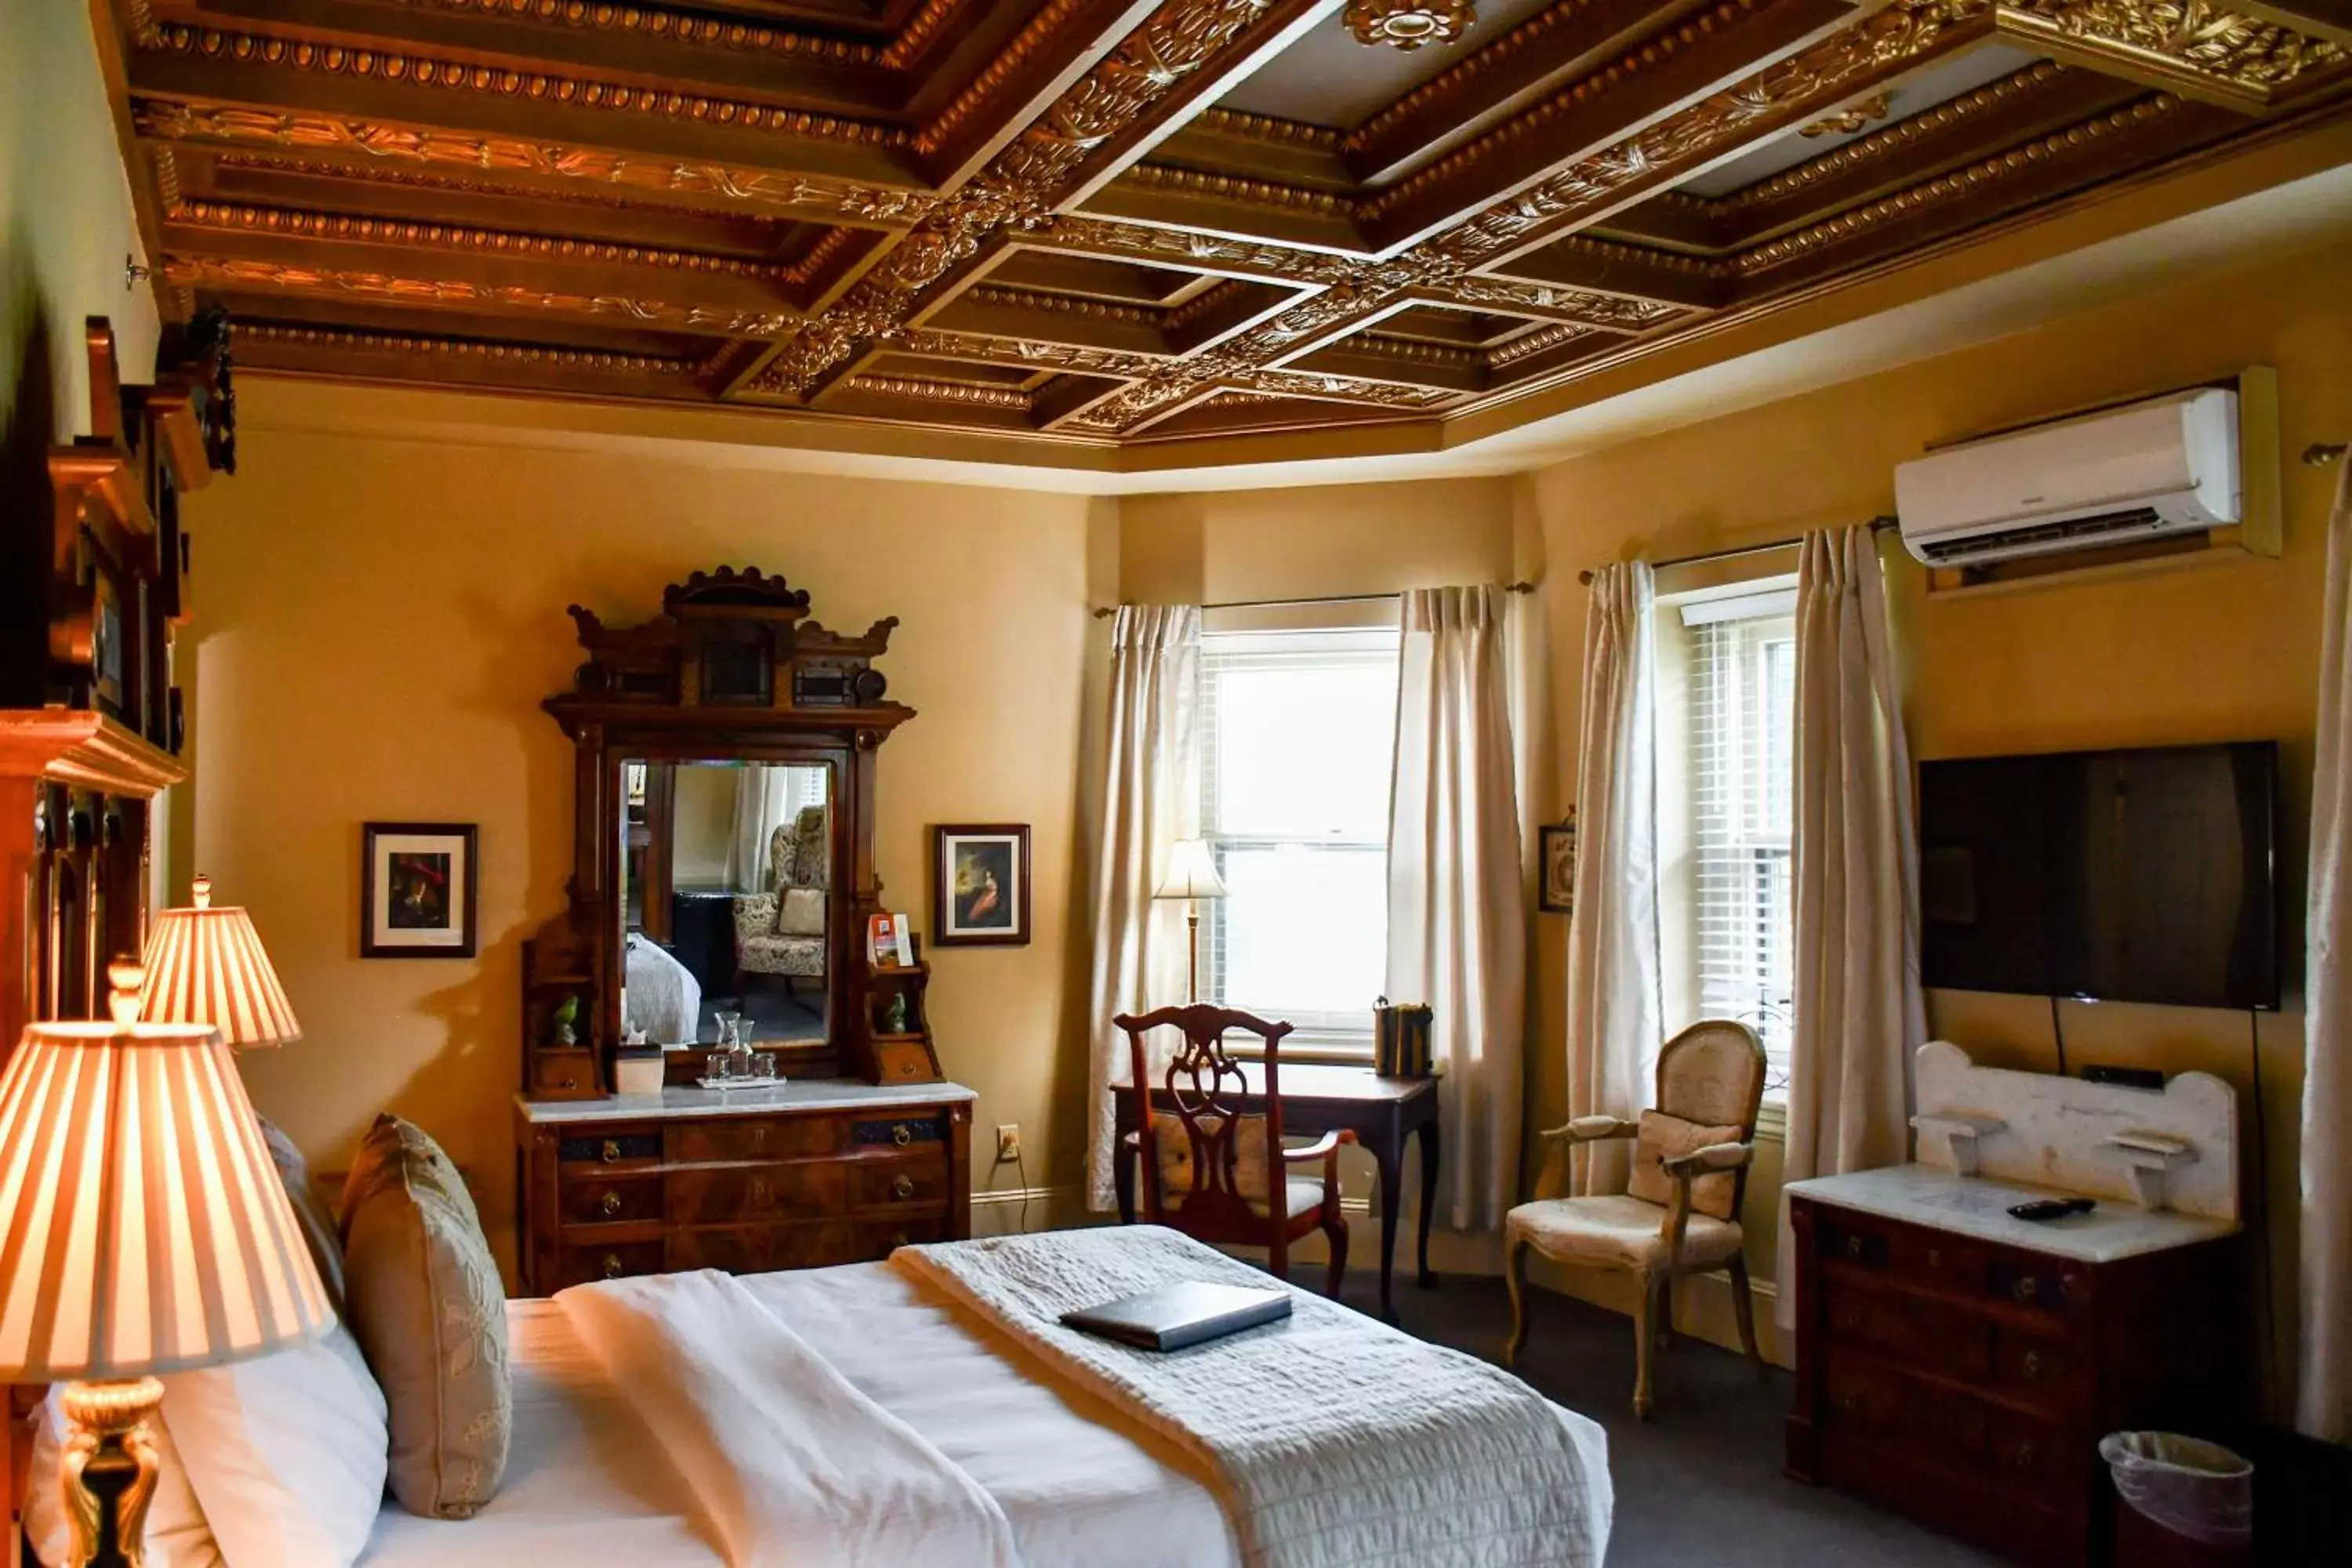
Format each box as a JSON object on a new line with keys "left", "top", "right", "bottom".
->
{"left": 995, "top": 1124, "right": 1022, "bottom": 1163}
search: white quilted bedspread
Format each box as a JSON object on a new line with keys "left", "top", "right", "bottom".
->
{"left": 893, "top": 1226, "right": 1606, "bottom": 1568}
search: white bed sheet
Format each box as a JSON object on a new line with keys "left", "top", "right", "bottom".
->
{"left": 361, "top": 1261, "right": 1609, "bottom": 1568}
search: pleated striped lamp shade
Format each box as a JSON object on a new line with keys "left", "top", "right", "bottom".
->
{"left": 0, "top": 964, "right": 333, "bottom": 1382}
{"left": 138, "top": 875, "right": 300, "bottom": 1049}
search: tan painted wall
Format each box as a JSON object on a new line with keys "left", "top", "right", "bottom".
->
{"left": 0, "top": 0, "right": 154, "bottom": 449}
{"left": 668, "top": 763, "right": 739, "bottom": 887}
{"left": 180, "top": 429, "right": 1117, "bottom": 1281}
{"left": 1522, "top": 236, "right": 2352, "bottom": 1392}
{"left": 1120, "top": 476, "right": 1515, "bottom": 604}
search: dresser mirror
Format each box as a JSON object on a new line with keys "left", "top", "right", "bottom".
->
{"left": 619, "top": 757, "right": 835, "bottom": 1050}
{"left": 525, "top": 567, "right": 942, "bottom": 1100}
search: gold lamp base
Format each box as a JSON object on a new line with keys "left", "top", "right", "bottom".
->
{"left": 59, "top": 1377, "right": 165, "bottom": 1568}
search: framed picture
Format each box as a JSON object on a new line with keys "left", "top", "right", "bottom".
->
{"left": 361, "top": 822, "right": 479, "bottom": 958}
{"left": 1539, "top": 815, "right": 1577, "bottom": 916}
{"left": 931, "top": 824, "right": 1031, "bottom": 948}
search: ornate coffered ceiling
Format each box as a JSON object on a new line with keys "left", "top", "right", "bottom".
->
{"left": 98, "top": 0, "right": 2352, "bottom": 459}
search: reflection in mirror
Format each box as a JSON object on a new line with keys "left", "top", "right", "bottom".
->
{"left": 619, "top": 760, "right": 831, "bottom": 1047}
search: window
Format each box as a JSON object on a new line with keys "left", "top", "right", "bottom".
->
{"left": 1663, "top": 587, "right": 1797, "bottom": 1087}
{"left": 1198, "top": 626, "right": 1400, "bottom": 1051}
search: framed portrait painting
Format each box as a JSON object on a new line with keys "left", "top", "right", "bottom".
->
{"left": 361, "top": 822, "right": 480, "bottom": 958}
{"left": 1539, "top": 815, "right": 1577, "bottom": 916}
{"left": 931, "top": 825, "right": 1031, "bottom": 948}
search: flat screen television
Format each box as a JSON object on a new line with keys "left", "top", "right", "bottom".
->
{"left": 1917, "top": 741, "right": 2279, "bottom": 1011}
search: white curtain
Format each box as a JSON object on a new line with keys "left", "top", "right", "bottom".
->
{"left": 725, "top": 764, "right": 795, "bottom": 893}
{"left": 2300, "top": 459, "right": 2352, "bottom": 1441}
{"left": 1084, "top": 605, "right": 1201, "bottom": 1211}
{"left": 1386, "top": 586, "right": 1528, "bottom": 1232}
{"left": 1777, "top": 525, "right": 1924, "bottom": 1330}
{"left": 1564, "top": 563, "right": 1661, "bottom": 1196}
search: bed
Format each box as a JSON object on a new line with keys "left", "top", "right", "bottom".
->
{"left": 624, "top": 932, "right": 702, "bottom": 1044}
{"left": 362, "top": 1229, "right": 1614, "bottom": 1568}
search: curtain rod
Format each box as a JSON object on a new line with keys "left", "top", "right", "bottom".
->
{"left": 1090, "top": 582, "right": 1536, "bottom": 619}
{"left": 1576, "top": 516, "right": 1898, "bottom": 586}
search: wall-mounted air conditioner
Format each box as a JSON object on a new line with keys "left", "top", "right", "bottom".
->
{"left": 1894, "top": 388, "right": 2241, "bottom": 568}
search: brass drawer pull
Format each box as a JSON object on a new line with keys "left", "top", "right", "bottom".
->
{"left": 601, "top": 1190, "right": 622, "bottom": 1218}
{"left": 601, "top": 1138, "right": 621, "bottom": 1164}
{"left": 892, "top": 1174, "right": 916, "bottom": 1200}
{"left": 2013, "top": 1276, "right": 2040, "bottom": 1302}
{"left": 893, "top": 1123, "right": 913, "bottom": 1147}
{"left": 1838, "top": 1308, "right": 1861, "bottom": 1333}
{"left": 2021, "top": 1350, "right": 2042, "bottom": 1381}
{"left": 601, "top": 1253, "right": 624, "bottom": 1279}
{"left": 1845, "top": 1235, "right": 1864, "bottom": 1259}
{"left": 1838, "top": 1392, "right": 1860, "bottom": 1414}
{"left": 1927, "top": 1247, "right": 1942, "bottom": 1270}
{"left": 2013, "top": 1443, "right": 2037, "bottom": 1469}
{"left": 891, "top": 1231, "right": 909, "bottom": 1249}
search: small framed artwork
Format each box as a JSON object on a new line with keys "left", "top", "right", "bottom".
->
{"left": 931, "top": 825, "right": 1031, "bottom": 948}
{"left": 361, "top": 822, "right": 480, "bottom": 958}
{"left": 1539, "top": 815, "right": 1577, "bottom": 916}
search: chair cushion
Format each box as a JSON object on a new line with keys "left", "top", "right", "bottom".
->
{"left": 776, "top": 885, "right": 826, "bottom": 937}
{"left": 1506, "top": 1194, "right": 1744, "bottom": 1272}
{"left": 1625, "top": 1110, "right": 1744, "bottom": 1220}
{"left": 339, "top": 1114, "right": 510, "bottom": 1519}
{"left": 739, "top": 933, "right": 826, "bottom": 977}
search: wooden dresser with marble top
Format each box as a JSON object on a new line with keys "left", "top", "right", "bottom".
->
{"left": 516, "top": 1082, "right": 973, "bottom": 1294}
{"left": 1784, "top": 1163, "right": 2245, "bottom": 1566}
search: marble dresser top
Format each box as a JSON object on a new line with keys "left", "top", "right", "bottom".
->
{"left": 517, "top": 1078, "right": 977, "bottom": 1123}
{"left": 1785, "top": 1163, "right": 2239, "bottom": 1265}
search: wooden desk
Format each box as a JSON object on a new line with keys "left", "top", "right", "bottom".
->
{"left": 1113, "top": 1063, "right": 1439, "bottom": 1319}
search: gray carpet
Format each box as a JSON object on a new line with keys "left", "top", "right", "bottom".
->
{"left": 1322, "top": 1269, "right": 2004, "bottom": 1567}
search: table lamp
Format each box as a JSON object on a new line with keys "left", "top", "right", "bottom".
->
{"left": 0, "top": 962, "right": 332, "bottom": 1568}
{"left": 137, "top": 874, "right": 301, "bottom": 1048}
{"left": 1153, "top": 838, "right": 1229, "bottom": 1004}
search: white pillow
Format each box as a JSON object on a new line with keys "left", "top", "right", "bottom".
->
{"left": 27, "top": 1325, "right": 390, "bottom": 1568}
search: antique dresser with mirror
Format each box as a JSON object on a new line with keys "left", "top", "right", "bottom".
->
{"left": 513, "top": 568, "right": 971, "bottom": 1294}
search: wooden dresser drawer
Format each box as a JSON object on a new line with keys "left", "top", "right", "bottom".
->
{"left": 557, "top": 1174, "right": 664, "bottom": 1228}
{"left": 1821, "top": 1350, "right": 1989, "bottom": 1470}
{"left": 668, "top": 1162, "right": 847, "bottom": 1224}
{"left": 1990, "top": 1326, "right": 2074, "bottom": 1406}
{"left": 555, "top": 1239, "right": 666, "bottom": 1289}
{"left": 670, "top": 1115, "right": 843, "bottom": 1164}
{"left": 669, "top": 1221, "right": 858, "bottom": 1273}
{"left": 1987, "top": 1408, "right": 2075, "bottom": 1497}
{"left": 848, "top": 1154, "right": 949, "bottom": 1212}
{"left": 1820, "top": 1276, "right": 1992, "bottom": 1383}
{"left": 558, "top": 1128, "right": 662, "bottom": 1170}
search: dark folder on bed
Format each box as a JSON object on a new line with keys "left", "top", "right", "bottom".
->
{"left": 1060, "top": 1282, "right": 1292, "bottom": 1351}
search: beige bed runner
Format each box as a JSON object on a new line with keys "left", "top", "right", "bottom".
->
{"left": 893, "top": 1226, "right": 1603, "bottom": 1568}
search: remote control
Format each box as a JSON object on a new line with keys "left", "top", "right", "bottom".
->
{"left": 2007, "top": 1196, "right": 2096, "bottom": 1221}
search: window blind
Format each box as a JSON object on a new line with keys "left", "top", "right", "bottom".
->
{"left": 1199, "top": 626, "right": 1400, "bottom": 1050}
{"left": 1683, "top": 604, "right": 1797, "bottom": 1082}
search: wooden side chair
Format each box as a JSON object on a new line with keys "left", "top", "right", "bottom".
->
{"left": 1114, "top": 1004, "right": 1355, "bottom": 1296}
{"left": 1504, "top": 1019, "right": 1769, "bottom": 1417}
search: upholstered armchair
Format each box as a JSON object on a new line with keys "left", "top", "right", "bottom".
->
{"left": 1504, "top": 1019, "right": 1769, "bottom": 1418}
{"left": 732, "top": 804, "right": 829, "bottom": 1000}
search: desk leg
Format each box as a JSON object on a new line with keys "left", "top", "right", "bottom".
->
{"left": 1414, "top": 1120, "right": 1440, "bottom": 1289}
{"left": 1374, "top": 1129, "right": 1403, "bottom": 1322}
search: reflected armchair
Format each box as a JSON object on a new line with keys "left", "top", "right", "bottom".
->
{"left": 732, "top": 804, "right": 829, "bottom": 1002}
{"left": 1504, "top": 1019, "right": 1769, "bottom": 1418}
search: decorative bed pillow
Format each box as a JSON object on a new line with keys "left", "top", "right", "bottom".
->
{"left": 1625, "top": 1109, "right": 1744, "bottom": 1220}
{"left": 25, "top": 1324, "right": 387, "bottom": 1568}
{"left": 256, "top": 1112, "right": 347, "bottom": 1312}
{"left": 777, "top": 885, "right": 826, "bottom": 937}
{"left": 341, "top": 1113, "right": 510, "bottom": 1518}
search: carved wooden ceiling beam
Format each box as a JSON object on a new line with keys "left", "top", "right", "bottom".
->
{"left": 229, "top": 318, "right": 713, "bottom": 394}
{"left": 739, "top": 0, "right": 1338, "bottom": 403}
{"left": 2238, "top": 0, "right": 2352, "bottom": 47}
{"left": 1992, "top": 0, "right": 2347, "bottom": 107}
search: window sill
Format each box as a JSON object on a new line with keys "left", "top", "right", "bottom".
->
{"left": 1755, "top": 1098, "right": 1788, "bottom": 1144}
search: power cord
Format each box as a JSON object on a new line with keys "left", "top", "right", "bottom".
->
{"left": 2047, "top": 995, "right": 2070, "bottom": 1076}
{"left": 1015, "top": 1144, "right": 1031, "bottom": 1236}
{"left": 2249, "top": 1007, "right": 2281, "bottom": 1410}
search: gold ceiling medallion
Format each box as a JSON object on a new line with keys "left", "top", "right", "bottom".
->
{"left": 1344, "top": 0, "right": 1475, "bottom": 51}
{"left": 1800, "top": 91, "right": 1893, "bottom": 136}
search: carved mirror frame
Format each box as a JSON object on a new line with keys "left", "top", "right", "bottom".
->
{"left": 527, "top": 568, "right": 927, "bottom": 1098}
